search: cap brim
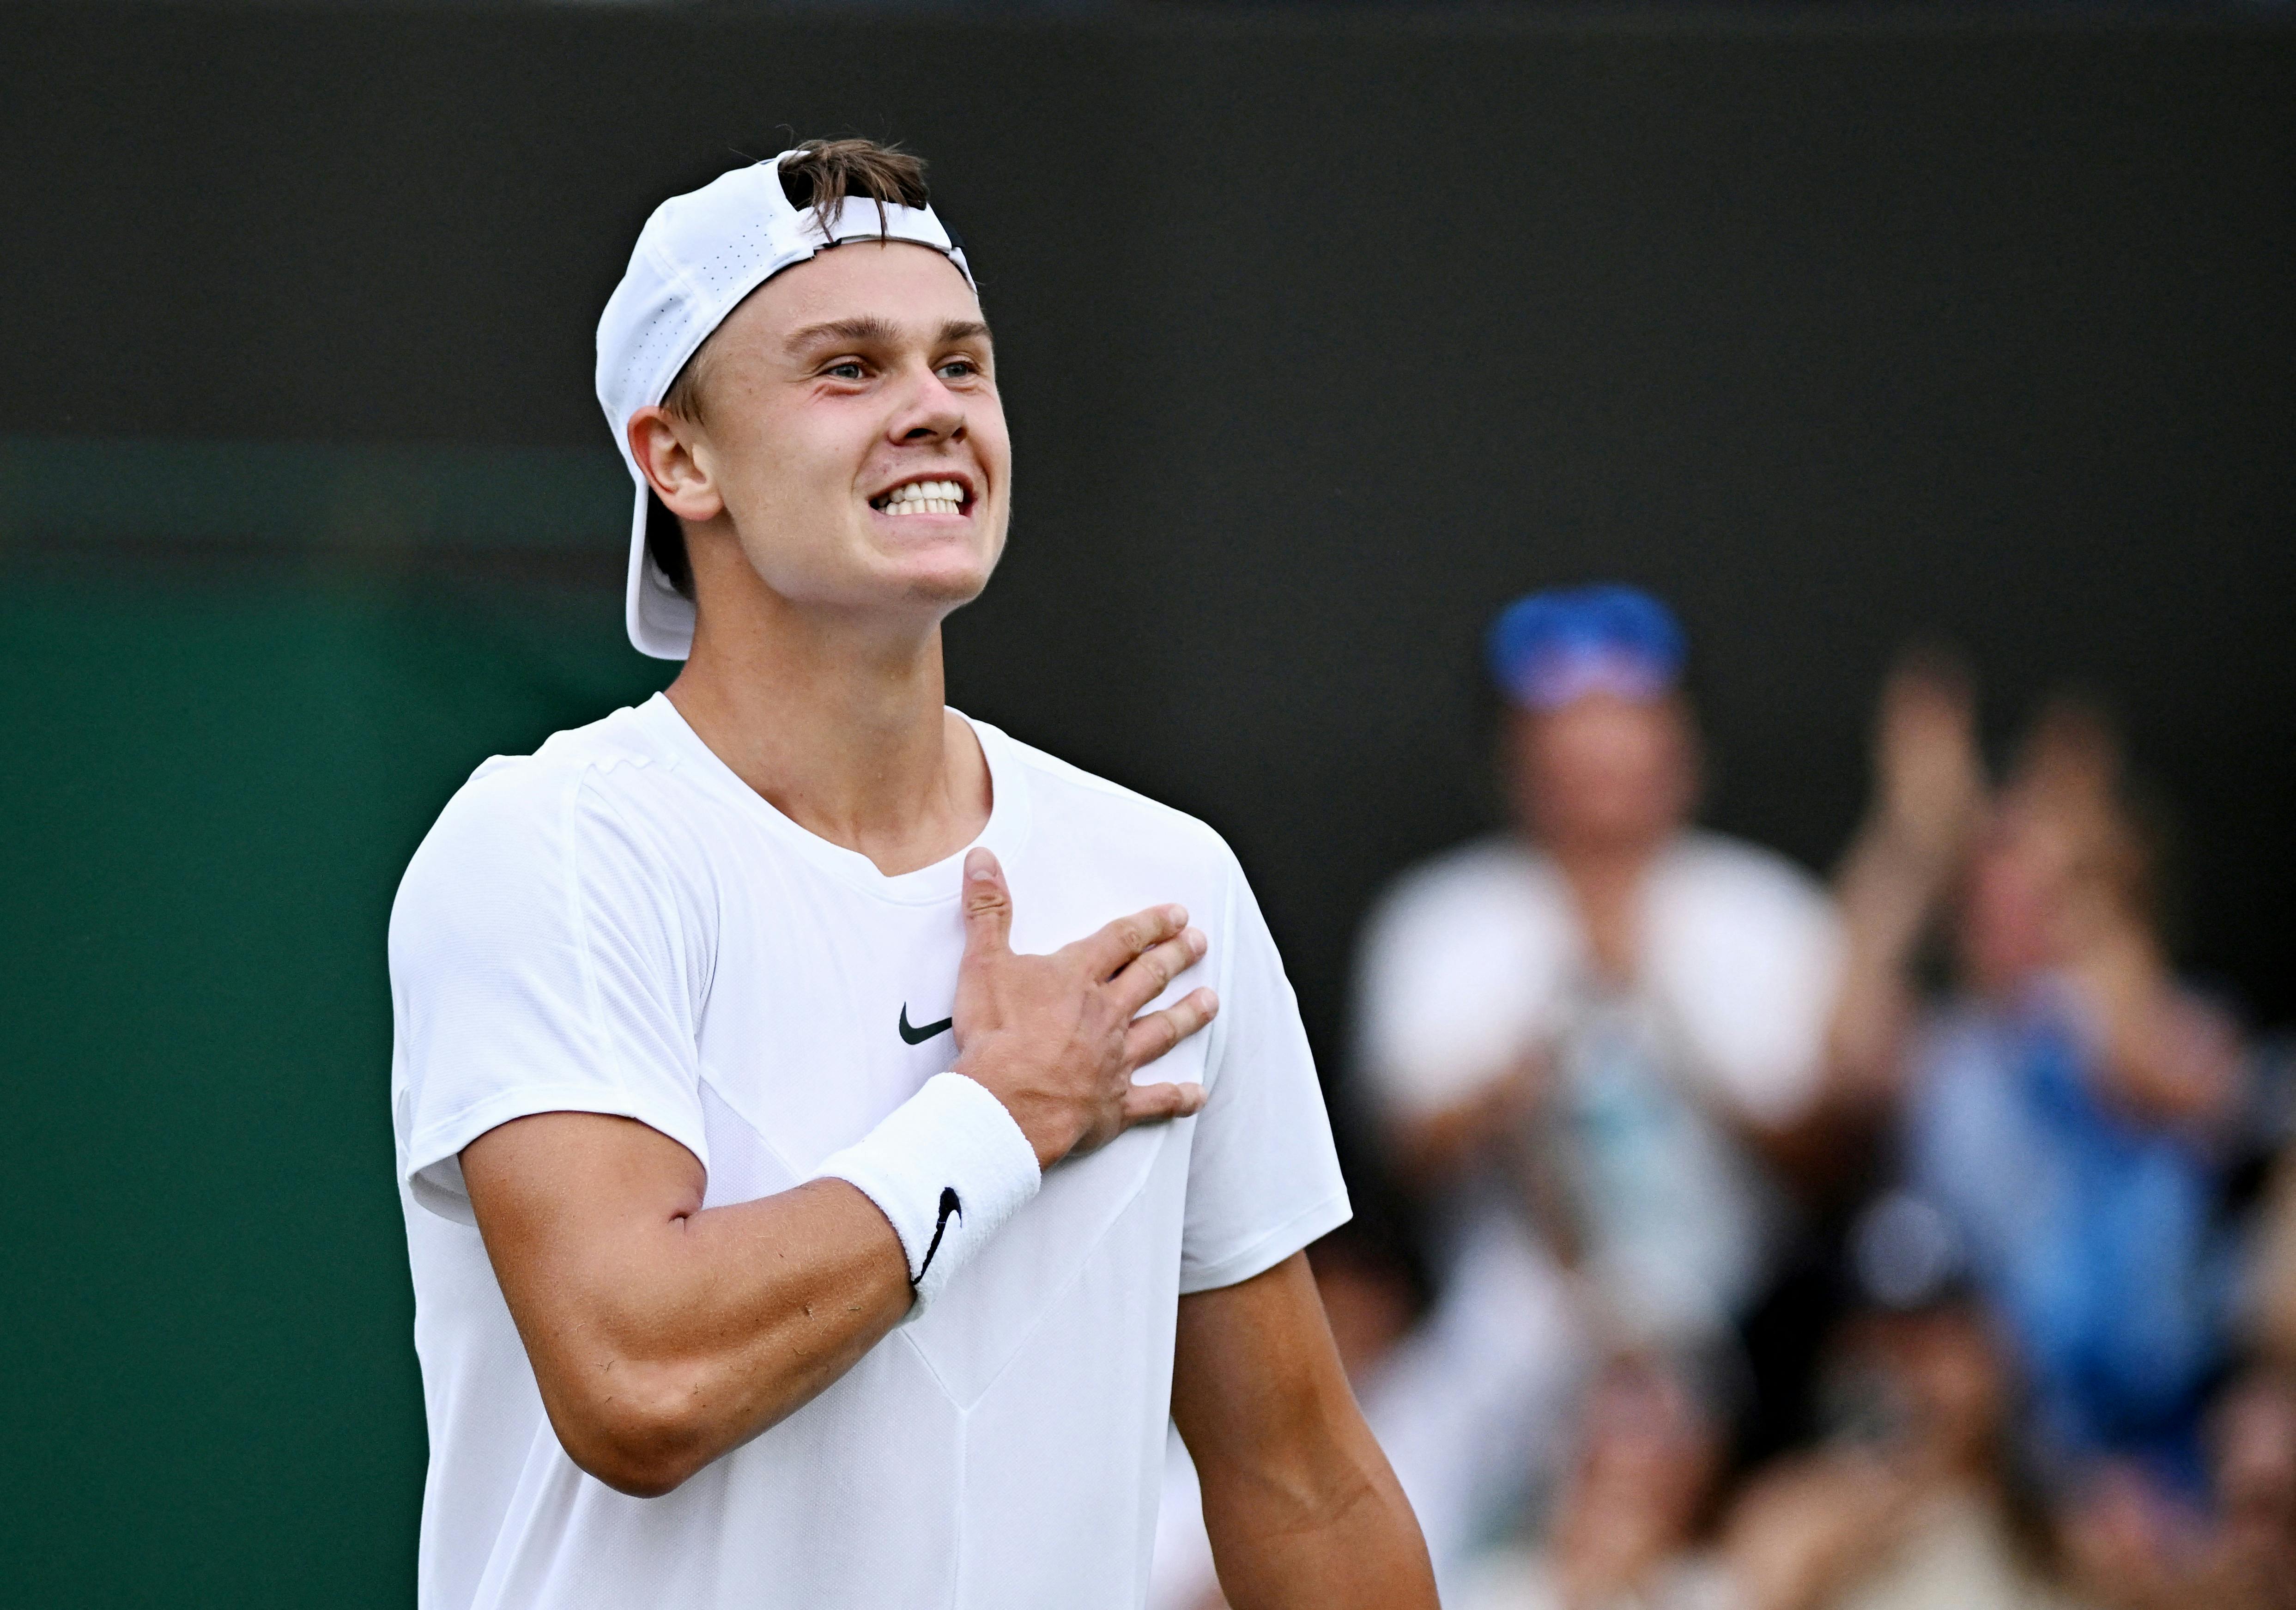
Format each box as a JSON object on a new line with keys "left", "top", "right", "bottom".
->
{"left": 625, "top": 482, "right": 696, "bottom": 660}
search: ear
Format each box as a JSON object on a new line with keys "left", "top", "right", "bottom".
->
{"left": 628, "top": 405, "right": 725, "bottom": 524}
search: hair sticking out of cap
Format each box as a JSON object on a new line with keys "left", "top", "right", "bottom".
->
{"left": 777, "top": 139, "right": 932, "bottom": 243}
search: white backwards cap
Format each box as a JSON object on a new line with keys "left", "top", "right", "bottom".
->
{"left": 595, "top": 151, "right": 975, "bottom": 659}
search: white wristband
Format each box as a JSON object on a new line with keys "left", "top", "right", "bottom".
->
{"left": 809, "top": 1072, "right": 1042, "bottom": 1316}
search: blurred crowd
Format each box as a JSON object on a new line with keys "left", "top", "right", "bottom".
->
{"left": 1151, "top": 585, "right": 2296, "bottom": 1610}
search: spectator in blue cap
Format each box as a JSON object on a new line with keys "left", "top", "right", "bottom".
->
{"left": 1344, "top": 584, "right": 1848, "bottom": 1586}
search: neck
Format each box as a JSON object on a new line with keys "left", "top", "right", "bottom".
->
{"left": 1546, "top": 832, "right": 1666, "bottom": 984}
{"left": 665, "top": 588, "right": 990, "bottom": 876}
{"left": 1548, "top": 832, "right": 1662, "bottom": 887}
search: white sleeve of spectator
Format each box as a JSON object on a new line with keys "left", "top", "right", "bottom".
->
{"left": 1178, "top": 848, "right": 1351, "bottom": 1295}
{"left": 1352, "top": 884, "right": 1453, "bottom": 1118}
{"left": 389, "top": 763, "right": 709, "bottom": 1224}
{"left": 1351, "top": 847, "right": 1572, "bottom": 1122}
{"left": 1653, "top": 842, "right": 1848, "bottom": 1127}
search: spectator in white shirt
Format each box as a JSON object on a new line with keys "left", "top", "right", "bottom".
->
{"left": 1348, "top": 585, "right": 1846, "bottom": 1578}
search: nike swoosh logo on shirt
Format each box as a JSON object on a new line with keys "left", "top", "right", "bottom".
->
{"left": 899, "top": 1005, "right": 954, "bottom": 1045}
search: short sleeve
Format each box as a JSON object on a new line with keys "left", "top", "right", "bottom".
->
{"left": 388, "top": 762, "right": 711, "bottom": 1224}
{"left": 1647, "top": 838, "right": 1845, "bottom": 1127}
{"left": 1178, "top": 850, "right": 1351, "bottom": 1294}
{"left": 1351, "top": 841, "right": 1576, "bottom": 1121}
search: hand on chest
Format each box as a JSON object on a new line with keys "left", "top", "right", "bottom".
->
{"left": 692, "top": 867, "right": 1215, "bottom": 1193}
{"left": 689, "top": 870, "right": 1215, "bottom": 1407}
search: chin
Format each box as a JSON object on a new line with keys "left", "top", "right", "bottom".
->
{"left": 878, "top": 539, "right": 1000, "bottom": 608}
{"left": 901, "top": 565, "right": 994, "bottom": 608}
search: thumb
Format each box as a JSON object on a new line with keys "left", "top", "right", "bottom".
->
{"left": 960, "top": 847, "right": 1013, "bottom": 960}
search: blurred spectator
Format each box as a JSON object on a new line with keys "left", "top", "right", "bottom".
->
{"left": 1717, "top": 1287, "right": 2077, "bottom": 1610}
{"left": 1345, "top": 585, "right": 1845, "bottom": 1570}
{"left": 1450, "top": 1354, "right": 1738, "bottom": 1610}
{"left": 1850, "top": 680, "right": 2244, "bottom": 1488}
{"left": 1455, "top": 1201, "right": 2081, "bottom": 1610}
{"left": 1192, "top": 621, "right": 2281, "bottom": 1610}
{"left": 1824, "top": 656, "right": 2275, "bottom": 1610}
{"left": 2188, "top": 1367, "right": 2296, "bottom": 1610}
{"left": 2246, "top": 1147, "right": 2296, "bottom": 1369}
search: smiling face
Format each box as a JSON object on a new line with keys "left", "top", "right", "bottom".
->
{"left": 632, "top": 239, "right": 1009, "bottom": 631}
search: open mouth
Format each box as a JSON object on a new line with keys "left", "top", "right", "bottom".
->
{"left": 870, "top": 476, "right": 973, "bottom": 516}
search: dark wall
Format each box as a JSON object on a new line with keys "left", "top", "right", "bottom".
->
{"left": 9, "top": 4, "right": 2296, "bottom": 1016}
{"left": 7, "top": 6, "right": 2290, "bottom": 1031}
{"left": 2, "top": 6, "right": 2291, "bottom": 1598}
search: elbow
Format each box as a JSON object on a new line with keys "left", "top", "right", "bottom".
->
{"left": 548, "top": 1372, "right": 717, "bottom": 1499}
{"left": 577, "top": 1444, "right": 701, "bottom": 1502}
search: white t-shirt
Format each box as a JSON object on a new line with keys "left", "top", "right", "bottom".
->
{"left": 1355, "top": 832, "right": 1841, "bottom": 1342}
{"left": 389, "top": 695, "right": 1349, "bottom": 1610}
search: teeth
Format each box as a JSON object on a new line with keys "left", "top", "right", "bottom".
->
{"left": 878, "top": 478, "right": 968, "bottom": 515}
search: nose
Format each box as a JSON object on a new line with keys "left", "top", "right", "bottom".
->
{"left": 890, "top": 359, "right": 966, "bottom": 445}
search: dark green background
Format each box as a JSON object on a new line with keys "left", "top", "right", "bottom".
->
{"left": 3, "top": 3, "right": 2290, "bottom": 1602}
{"left": 0, "top": 570, "right": 671, "bottom": 1601}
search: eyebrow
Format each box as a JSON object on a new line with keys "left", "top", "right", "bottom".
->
{"left": 783, "top": 316, "right": 993, "bottom": 355}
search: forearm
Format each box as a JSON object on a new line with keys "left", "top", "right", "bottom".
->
{"left": 1173, "top": 1255, "right": 1438, "bottom": 1610}
{"left": 465, "top": 1116, "right": 912, "bottom": 1497}
{"left": 1826, "top": 817, "right": 1951, "bottom": 1089}
{"left": 554, "top": 1181, "right": 913, "bottom": 1490}
{"left": 1391, "top": 1099, "right": 1488, "bottom": 1187}
{"left": 1194, "top": 1431, "right": 1432, "bottom": 1610}
{"left": 1390, "top": 1051, "right": 1542, "bottom": 1191}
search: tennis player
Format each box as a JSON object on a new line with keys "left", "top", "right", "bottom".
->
{"left": 388, "top": 140, "right": 1436, "bottom": 1609}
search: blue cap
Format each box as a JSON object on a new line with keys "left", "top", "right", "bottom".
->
{"left": 1486, "top": 584, "right": 1686, "bottom": 711}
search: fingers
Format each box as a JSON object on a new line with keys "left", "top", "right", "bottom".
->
{"left": 1119, "top": 1080, "right": 1209, "bottom": 1130}
{"left": 1074, "top": 902, "right": 1189, "bottom": 981}
{"left": 1109, "top": 927, "right": 1207, "bottom": 1015}
{"left": 959, "top": 848, "right": 1013, "bottom": 961}
{"left": 1122, "top": 987, "right": 1219, "bottom": 1070}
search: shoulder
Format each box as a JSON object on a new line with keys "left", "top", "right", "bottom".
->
{"left": 1657, "top": 831, "right": 1838, "bottom": 940}
{"left": 441, "top": 703, "right": 676, "bottom": 826}
{"left": 1647, "top": 832, "right": 1842, "bottom": 999}
{"left": 980, "top": 721, "right": 1236, "bottom": 875}
{"left": 1645, "top": 832, "right": 1844, "bottom": 1109}
{"left": 393, "top": 703, "right": 698, "bottom": 940}
{"left": 426, "top": 701, "right": 666, "bottom": 824}
{"left": 1362, "top": 834, "right": 1564, "bottom": 951}
{"left": 1351, "top": 838, "right": 1581, "bottom": 1072}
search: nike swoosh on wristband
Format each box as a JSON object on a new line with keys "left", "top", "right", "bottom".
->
{"left": 898, "top": 1004, "right": 954, "bottom": 1045}
{"left": 912, "top": 1187, "right": 963, "bottom": 1285}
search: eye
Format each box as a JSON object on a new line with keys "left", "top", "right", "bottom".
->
{"left": 939, "top": 358, "right": 980, "bottom": 381}
{"left": 825, "top": 359, "right": 866, "bottom": 381}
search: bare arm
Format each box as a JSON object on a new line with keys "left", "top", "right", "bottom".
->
{"left": 1172, "top": 1253, "right": 1438, "bottom": 1610}
{"left": 460, "top": 1115, "right": 909, "bottom": 1496}
{"left": 1824, "top": 653, "right": 1984, "bottom": 1104}
{"left": 460, "top": 847, "right": 1218, "bottom": 1498}
{"left": 1751, "top": 654, "right": 1986, "bottom": 1195}
{"left": 1385, "top": 1051, "right": 1544, "bottom": 1191}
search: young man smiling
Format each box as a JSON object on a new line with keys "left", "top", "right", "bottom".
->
{"left": 388, "top": 141, "right": 1436, "bottom": 1609}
